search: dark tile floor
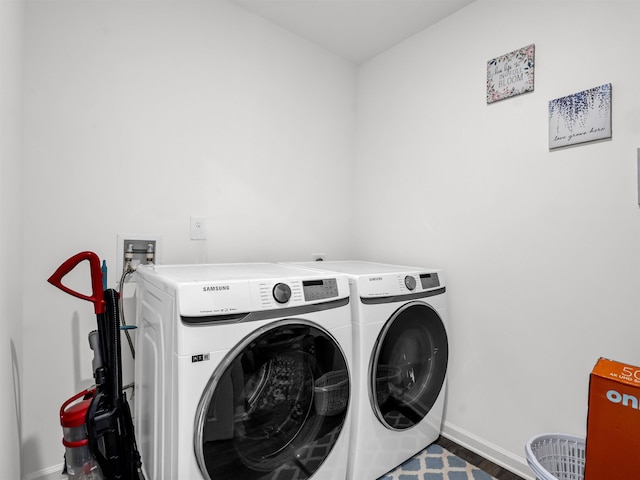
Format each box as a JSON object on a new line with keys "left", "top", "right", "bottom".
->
{"left": 435, "top": 436, "right": 527, "bottom": 480}
{"left": 47, "top": 435, "right": 527, "bottom": 480}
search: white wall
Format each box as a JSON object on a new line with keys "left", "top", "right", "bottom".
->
{"left": 22, "top": 1, "right": 356, "bottom": 476}
{"left": 356, "top": 0, "right": 640, "bottom": 477}
{"left": 0, "top": 0, "right": 24, "bottom": 478}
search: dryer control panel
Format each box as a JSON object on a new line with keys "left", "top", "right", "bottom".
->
{"left": 358, "top": 271, "right": 441, "bottom": 298}
{"left": 282, "top": 261, "right": 444, "bottom": 299}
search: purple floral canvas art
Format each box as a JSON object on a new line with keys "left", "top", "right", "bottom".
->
{"left": 548, "top": 83, "right": 612, "bottom": 149}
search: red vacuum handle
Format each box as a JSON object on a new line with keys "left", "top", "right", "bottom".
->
{"left": 60, "top": 387, "right": 95, "bottom": 422}
{"left": 48, "top": 251, "right": 106, "bottom": 314}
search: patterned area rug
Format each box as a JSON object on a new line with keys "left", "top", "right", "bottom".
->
{"left": 379, "top": 443, "right": 498, "bottom": 480}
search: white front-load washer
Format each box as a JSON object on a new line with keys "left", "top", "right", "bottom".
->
{"left": 134, "top": 263, "right": 353, "bottom": 480}
{"left": 286, "top": 261, "right": 448, "bottom": 480}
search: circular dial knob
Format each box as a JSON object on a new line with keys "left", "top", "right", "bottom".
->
{"left": 404, "top": 275, "right": 417, "bottom": 291}
{"left": 272, "top": 283, "right": 292, "bottom": 304}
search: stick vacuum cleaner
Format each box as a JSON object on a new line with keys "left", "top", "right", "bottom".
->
{"left": 49, "top": 251, "right": 144, "bottom": 480}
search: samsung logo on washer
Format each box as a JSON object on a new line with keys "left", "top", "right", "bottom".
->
{"left": 202, "top": 285, "right": 230, "bottom": 292}
{"left": 368, "top": 277, "right": 383, "bottom": 281}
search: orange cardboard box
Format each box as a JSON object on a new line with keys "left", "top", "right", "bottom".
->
{"left": 585, "top": 357, "right": 640, "bottom": 479}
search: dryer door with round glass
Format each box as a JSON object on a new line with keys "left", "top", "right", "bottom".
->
{"left": 194, "top": 320, "right": 350, "bottom": 480}
{"left": 370, "top": 301, "right": 448, "bottom": 430}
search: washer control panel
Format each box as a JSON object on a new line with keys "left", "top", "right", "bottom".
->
{"left": 302, "top": 278, "right": 339, "bottom": 302}
{"left": 177, "top": 276, "right": 347, "bottom": 316}
{"left": 255, "top": 278, "right": 341, "bottom": 310}
{"left": 138, "top": 263, "right": 350, "bottom": 317}
{"left": 419, "top": 272, "right": 440, "bottom": 289}
{"left": 404, "top": 275, "right": 417, "bottom": 291}
{"left": 259, "top": 278, "right": 340, "bottom": 308}
{"left": 272, "top": 283, "right": 292, "bottom": 304}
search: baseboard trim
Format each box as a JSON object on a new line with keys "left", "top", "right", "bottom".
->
{"left": 441, "top": 421, "right": 534, "bottom": 480}
{"left": 24, "top": 463, "right": 63, "bottom": 480}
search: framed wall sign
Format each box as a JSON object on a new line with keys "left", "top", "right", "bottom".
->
{"left": 487, "top": 44, "right": 535, "bottom": 104}
{"left": 548, "top": 83, "right": 612, "bottom": 149}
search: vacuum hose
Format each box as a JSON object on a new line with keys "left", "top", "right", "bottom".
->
{"left": 105, "top": 288, "right": 123, "bottom": 406}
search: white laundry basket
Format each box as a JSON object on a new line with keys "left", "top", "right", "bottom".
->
{"left": 525, "top": 433, "right": 586, "bottom": 480}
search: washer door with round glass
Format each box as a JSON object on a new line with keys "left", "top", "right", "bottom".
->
{"left": 194, "top": 320, "right": 350, "bottom": 480}
{"left": 370, "top": 301, "right": 448, "bottom": 430}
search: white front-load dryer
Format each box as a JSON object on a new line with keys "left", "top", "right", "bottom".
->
{"left": 134, "top": 263, "right": 353, "bottom": 480}
{"left": 286, "top": 261, "right": 448, "bottom": 480}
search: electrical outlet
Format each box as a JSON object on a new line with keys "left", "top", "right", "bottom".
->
{"left": 190, "top": 216, "right": 207, "bottom": 240}
{"left": 312, "top": 253, "right": 326, "bottom": 261}
{"left": 116, "top": 234, "right": 162, "bottom": 281}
